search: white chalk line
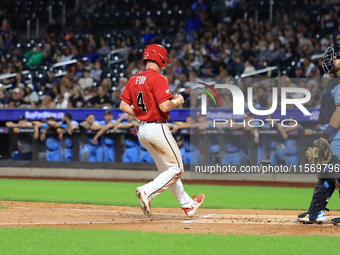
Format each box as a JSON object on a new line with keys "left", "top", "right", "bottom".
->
{"left": 11, "top": 207, "right": 182, "bottom": 216}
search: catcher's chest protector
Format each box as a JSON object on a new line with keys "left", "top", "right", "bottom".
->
{"left": 319, "top": 78, "right": 340, "bottom": 125}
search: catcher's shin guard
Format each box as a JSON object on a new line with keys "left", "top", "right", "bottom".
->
{"left": 307, "top": 178, "right": 335, "bottom": 221}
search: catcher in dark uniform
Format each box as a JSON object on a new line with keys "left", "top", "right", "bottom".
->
{"left": 298, "top": 45, "right": 340, "bottom": 224}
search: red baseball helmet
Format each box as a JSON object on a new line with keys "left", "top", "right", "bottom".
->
{"left": 142, "top": 44, "right": 170, "bottom": 68}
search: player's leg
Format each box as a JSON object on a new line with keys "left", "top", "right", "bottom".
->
{"left": 270, "top": 150, "right": 279, "bottom": 166}
{"left": 257, "top": 145, "right": 263, "bottom": 165}
{"left": 298, "top": 177, "right": 335, "bottom": 223}
{"left": 95, "top": 145, "right": 103, "bottom": 162}
{"left": 88, "top": 145, "right": 96, "bottom": 162}
{"left": 46, "top": 150, "right": 52, "bottom": 161}
{"left": 232, "top": 151, "right": 242, "bottom": 165}
{"left": 222, "top": 153, "right": 230, "bottom": 164}
{"left": 138, "top": 124, "right": 195, "bottom": 207}
{"left": 190, "top": 147, "right": 200, "bottom": 164}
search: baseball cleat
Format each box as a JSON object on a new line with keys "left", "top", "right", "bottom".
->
{"left": 331, "top": 217, "right": 340, "bottom": 225}
{"left": 182, "top": 194, "right": 205, "bottom": 217}
{"left": 297, "top": 210, "right": 327, "bottom": 223}
{"left": 136, "top": 187, "right": 152, "bottom": 216}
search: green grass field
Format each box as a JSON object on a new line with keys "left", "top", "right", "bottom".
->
{"left": 0, "top": 178, "right": 339, "bottom": 210}
{"left": 0, "top": 178, "right": 338, "bottom": 255}
{"left": 0, "top": 228, "right": 337, "bottom": 255}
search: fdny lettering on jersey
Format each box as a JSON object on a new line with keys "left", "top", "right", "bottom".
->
{"left": 136, "top": 76, "right": 147, "bottom": 85}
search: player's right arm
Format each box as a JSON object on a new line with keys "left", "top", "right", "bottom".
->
{"left": 119, "top": 101, "right": 137, "bottom": 117}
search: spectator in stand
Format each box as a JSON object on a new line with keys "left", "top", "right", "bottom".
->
{"left": 303, "top": 56, "right": 316, "bottom": 77}
{"left": 52, "top": 47, "right": 63, "bottom": 63}
{"left": 24, "top": 84, "right": 39, "bottom": 105}
{"left": 60, "top": 84, "right": 71, "bottom": 101}
{"left": 60, "top": 47, "right": 73, "bottom": 62}
{"left": 48, "top": 84, "right": 60, "bottom": 101}
{"left": 0, "top": 18, "right": 11, "bottom": 34}
{"left": 185, "top": 8, "right": 202, "bottom": 37}
{"left": 128, "top": 45, "right": 142, "bottom": 63}
{"left": 42, "top": 72, "right": 59, "bottom": 92}
{"left": 115, "top": 77, "right": 127, "bottom": 93}
{"left": 77, "top": 38, "right": 88, "bottom": 55}
{"left": 74, "top": 58, "right": 86, "bottom": 80}
{"left": 111, "top": 90, "right": 121, "bottom": 108}
{"left": 46, "top": 18, "right": 62, "bottom": 38}
{"left": 253, "top": 86, "right": 270, "bottom": 109}
{"left": 71, "top": 46, "right": 83, "bottom": 61}
{"left": 40, "top": 51, "right": 53, "bottom": 67}
{"left": 98, "top": 77, "right": 110, "bottom": 92}
{"left": 25, "top": 45, "right": 44, "bottom": 66}
{"left": 127, "top": 19, "right": 143, "bottom": 38}
{"left": 142, "top": 27, "right": 155, "bottom": 44}
{"left": 241, "top": 41, "right": 256, "bottom": 62}
{"left": 78, "top": 69, "right": 93, "bottom": 90}
{"left": 40, "top": 95, "right": 53, "bottom": 109}
{"left": 72, "top": 17, "right": 86, "bottom": 34}
{"left": 5, "top": 88, "right": 29, "bottom": 108}
{"left": 98, "top": 38, "right": 110, "bottom": 55}
{"left": 1, "top": 31, "right": 14, "bottom": 51}
{"left": 85, "top": 87, "right": 98, "bottom": 107}
{"left": 83, "top": 86, "right": 92, "bottom": 101}
{"left": 321, "top": 9, "right": 338, "bottom": 35}
{"left": 85, "top": 44, "right": 100, "bottom": 63}
{"left": 90, "top": 60, "right": 104, "bottom": 83}
{"left": 55, "top": 94, "right": 68, "bottom": 109}
{"left": 291, "top": 65, "right": 306, "bottom": 78}
{"left": 69, "top": 86, "right": 84, "bottom": 108}
{"left": 267, "top": 40, "right": 285, "bottom": 65}
{"left": 90, "top": 85, "right": 111, "bottom": 108}
{"left": 0, "top": 90, "right": 7, "bottom": 108}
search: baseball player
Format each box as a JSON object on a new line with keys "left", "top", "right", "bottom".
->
{"left": 46, "top": 112, "right": 79, "bottom": 161}
{"left": 40, "top": 116, "right": 62, "bottom": 161}
{"left": 119, "top": 44, "right": 205, "bottom": 217}
{"left": 283, "top": 117, "right": 302, "bottom": 166}
{"left": 244, "top": 113, "right": 264, "bottom": 165}
{"left": 221, "top": 118, "right": 243, "bottom": 165}
{"left": 115, "top": 114, "right": 140, "bottom": 163}
{"left": 172, "top": 116, "right": 200, "bottom": 164}
{"left": 298, "top": 45, "right": 340, "bottom": 224}
{"left": 94, "top": 111, "right": 125, "bottom": 162}
{"left": 6, "top": 115, "right": 33, "bottom": 160}
{"left": 80, "top": 113, "right": 103, "bottom": 162}
{"left": 262, "top": 115, "right": 287, "bottom": 166}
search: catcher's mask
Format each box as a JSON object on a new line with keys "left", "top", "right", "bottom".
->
{"left": 322, "top": 45, "right": 340, "bottom": 75}
{"left": 142, "top": 44, "right": 170, "bottom": 68}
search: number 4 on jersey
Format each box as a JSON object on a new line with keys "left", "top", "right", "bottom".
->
{"left": 137, "top": 92, "right": 147, "bottom": 112}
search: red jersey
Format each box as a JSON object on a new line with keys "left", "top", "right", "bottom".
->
{"left": 120, "top": 69, "right": 173, "bottom": 122}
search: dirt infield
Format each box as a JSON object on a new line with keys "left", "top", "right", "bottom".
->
{"left": 0, "top": 201, "right": 339, "bottom": 236}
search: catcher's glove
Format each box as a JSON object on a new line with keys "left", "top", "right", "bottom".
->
{"left": 306, "top": 139, "right": 332, "bottom": 164}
